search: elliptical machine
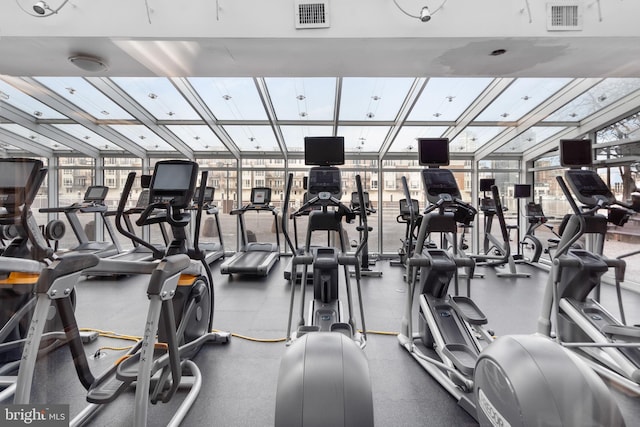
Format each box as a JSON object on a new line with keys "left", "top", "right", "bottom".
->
{"left": 538, "top": 138, "right": 640, "bottom": 395}
{"left": 275, "top": 136, "right": 373, "bottom": 427}
{"left": 12, "top": 160, "right": 230, "bottom": 426}
{"left": 398, "top": 138, "right": 625, "bottom": 426}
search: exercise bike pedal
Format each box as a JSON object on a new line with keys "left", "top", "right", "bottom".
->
{"left": 442, "top": 343, "right": 477, "bottom": 377}
{"left": 450, "top": 296, "right": 487, "bottom": 325}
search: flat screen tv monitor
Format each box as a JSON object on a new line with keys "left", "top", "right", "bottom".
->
{"left": 418, "top": 138, "right": 449, "bottom": 166}
{"left": 514, "top": 184, "right": 531, "bottom": 198}
{"left": 479, "top": 178, "right": 496, "bottom": 192}
{"left": 304, "top": 136, "right": 345, "bottom": 166}
{"left": 560, "top": 139, "right": 592, "bottom": 167}
{"left": 83, "top": 186, "right": 108, "bottom": 202}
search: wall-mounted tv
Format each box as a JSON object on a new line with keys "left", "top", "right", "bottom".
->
{"left": 560, "top": 139, "right": 592, "bottom": 167}
{"left": 418, "top": 138, "right": 449, "bottom": 166}
{"left": 304, "top": 136, "right": 345, "bottom": 166}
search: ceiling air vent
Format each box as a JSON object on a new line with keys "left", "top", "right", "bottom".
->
{"left": 295, "top": 1, "right": 330, "bottom": 29}
{"left": 547, "top": 2, "right": 582, "bottom": 31}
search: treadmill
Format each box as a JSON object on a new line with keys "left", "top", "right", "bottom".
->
{"left": 40, "top": 185, "right": 121, "bottom": 257}
{"left": 220, "top": 187, "right": 280, "bottom": 276}
{"left": 190, "top": 186, "right": 224, "bottom": 264}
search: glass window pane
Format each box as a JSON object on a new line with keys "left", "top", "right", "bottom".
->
{"left": 223, "top": 125, "right": 279, "bottom": 151}
{"left": 340, "top": 78, "right": 414, "bottom": 121}
{"left": 267, "top": 77, "right": 336, "bottom": 121}
{"left": 409, "top": 78, "right": 492, "bottom": 121}
{"left": 166, "top": 125, "right": 227, "bottom": 151}
{"left": 34, "top": 77, "right": 134, "bottom": 120}
{"left": 450, "top": 127, "right": 505, "bottom": 152}
{"left": 52, "top": 124, "right": 124, "bottom": 151}
{"left": 109, "top": 124, "right": 176, "bottom": 151}
{"left": 111, "top": 77, "right": 200, "bottom": 120}
{"left": 338, "top": 126, "right": 390, "bottom": 152}
{"left": 188, "top": 77, "right": 267, "bottom": 120}
{"left": 389, "top": 126, "right": 449, "bottom": 152}
{"left": 281, "top": 125, "right": 334, "bottom": 152}
{"left": 0, "top": 80, "right": 67, "bottom": 119}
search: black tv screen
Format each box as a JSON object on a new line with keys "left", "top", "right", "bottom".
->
{"left": 560, "top": 139, "right": 592, "bottom": 167}
{"left": 418, "top": 138, "right": 449, "bottom": 166}
{"left": 514, "top": 184, "right": 531, "bottom": 198}
{"left": 479, "top": 178, "right": 496, "bottom": 192}
{"left": 304, "top": 136, "right": 345, "bottom": 166}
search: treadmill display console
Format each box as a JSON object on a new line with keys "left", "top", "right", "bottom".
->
{"left": 0, "top": 158, "right": 43, "bottom": 209}
{"left": 251, "top": 187, "right": 271, "bottom": 205}
{"left": 83, "top": 186, "right": 109, "bottom": 203}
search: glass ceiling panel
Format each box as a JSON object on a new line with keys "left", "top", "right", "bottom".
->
{"left": 108, "top": 124, "right": 175, "bottom": 151}
{"left": 389, "top": 126, "right": 449, "bottom": 152}
{"left": 476, "top": 78, "right": 572, "bottom": 122}
{"left": 266, "top": 78, "right": 336, "bottom": 121}
{"left": 0, "top": 80, "right": 67, "bottom": 119}
{"left": 52, "top": 124, "right": 123, "bottom": 151}
{"left": 34, "top": 77, "right": 134, "bottom": 120}
{"left": 450, "top": 126, "right": 505, "bottom": 152}
{"left": 495, "top": 126, "right": 565, "bottom": 153}
{"left": 111, "top": 77, "right": 199, "bottom": 120}
{"left": 188, "top": 78, "right": 267, "bottom": 121}
{"left": 280, "top": 125, "right": 334, "bottom": 152}
{"left": 337, "top": 126, "right": 390, "bottom": 152}
{"left": 166, "top": 125, "right": 227, "bottom": 151}
{"left": 544, "top": 78, "right": 640, "bottom": 122}
{"left": 0, "top": 123, "right": 70, "bottom": 150}
{"left": 408, "top": 78, "right": 493, "bottom": 121}
{"left": 223, "top": 125, "right": 279, "bottom": 151}
{"left": 340, "top": 78, "right": 413, "bottom": 121}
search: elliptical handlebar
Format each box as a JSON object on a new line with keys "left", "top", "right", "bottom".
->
{"left": 353, "top": 175, "right": 368, "bottom": 259}
{"left": 281, "top": 173, "right": 297, "bottom": 255}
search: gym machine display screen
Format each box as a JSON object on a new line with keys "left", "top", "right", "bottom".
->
{"left": 83, "top": 186, "right": 109, "bottom": 202}
{"left": 560, "top": 138, "right": 592, "bottom": 167}
{"left": 251, "top": 187, "right": 271, "bottom": 205}
{"left": 149, "top": 161, "right": 198, "bottom": 207}
{"left": 0, "top": 158, "right": 42, "bottom": 207}
{"left": 418, "top": 138, "right": 449, "bottom": 166}
{"left": 566, "top": 169, "right": 614, "bottom": 200}
{"left": 193, "top": 187, "right": 215, "bottom": 203}
{"left": 422, "top": 169, "right": 461, "bottom": 200}
{"left": 304, "top": 136, "right": 345, "bottom": 166}
{"left": 308, "top": 168, "right": 342, "bottom": 195}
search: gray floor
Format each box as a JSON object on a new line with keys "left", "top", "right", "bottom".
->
{"left": 11, "top": 257, "right": 640, "bottom": 426}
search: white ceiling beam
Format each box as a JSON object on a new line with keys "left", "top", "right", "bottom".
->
{"left": 254, "top": 78, "right": 287, "bottom": 160}
{"left": 333, "top": 78, "right": 342, "bottom": 136}
{"left": 0, "top": 127, "right": 53, "bottom": 157}
{"left": 1, "top": 76, "right": 147, "bottom": 158}
{"left": 524, "top": 88, "right": 640, "bottom": 161}
{"left": 170, "top": 77, "right": 241, "bottom": 160}
{"left": 0, "top": 102, "right": 99, "bottom": 157}
{"left": 476, "top": 78, "right": 603, "bottom": 159}
{"left": 379, "top": 77, "right": 428, "bottom": 161}
{"left": 87, "top": 77, "right": 194, "bottom": 159}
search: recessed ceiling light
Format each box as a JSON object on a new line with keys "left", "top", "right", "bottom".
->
{"left": 446, "top": 96, "right": 455, "bottom": 102}
{"left": 296, "top": 95, "right": 306, "bottom": 101}
{"left": 101, "top": 110, "right": 109, "bottom": 116}
{"left": 299, "top": 112, "right": 307, "bottom": 117}
{"left": 33, "top": 111, "right": 43, "bottom": 117}
{"left": 490, "top": 49, "right": 507, "bottom": 56}
{"left": 366, "top": 112, "right": 375, "bottom": 119}
{"left": 66, "top": 87, "right": 76, "bottom": 95}
{"left": 68, "top": 55, "right": 109, "bottom": 72}
{"left": 0, "top": 91, "right": 9, "bottom": 100}
{"left": 222, "top": 95, "right": 232, "bottom": 100}
{"left": 148, "top": 93, "right": 158, "bottom": 99}
{"left": 372, "top": 96, "right": 381, "bottom": 101}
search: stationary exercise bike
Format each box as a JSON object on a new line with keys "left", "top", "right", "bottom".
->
{"left": 537, "top": 139, "right": 640, "bottom": 395}
{"left": 390, "top": 198, "right": 422, "bottom": 267}
{"left": 12, "top": 160, "right": 230, "bottom": 426}
{"left": 398, "top": 138, "right": 625, "bottom": 426}
{"left": 275, "top": 136, "right": 373, "bottom": 427}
